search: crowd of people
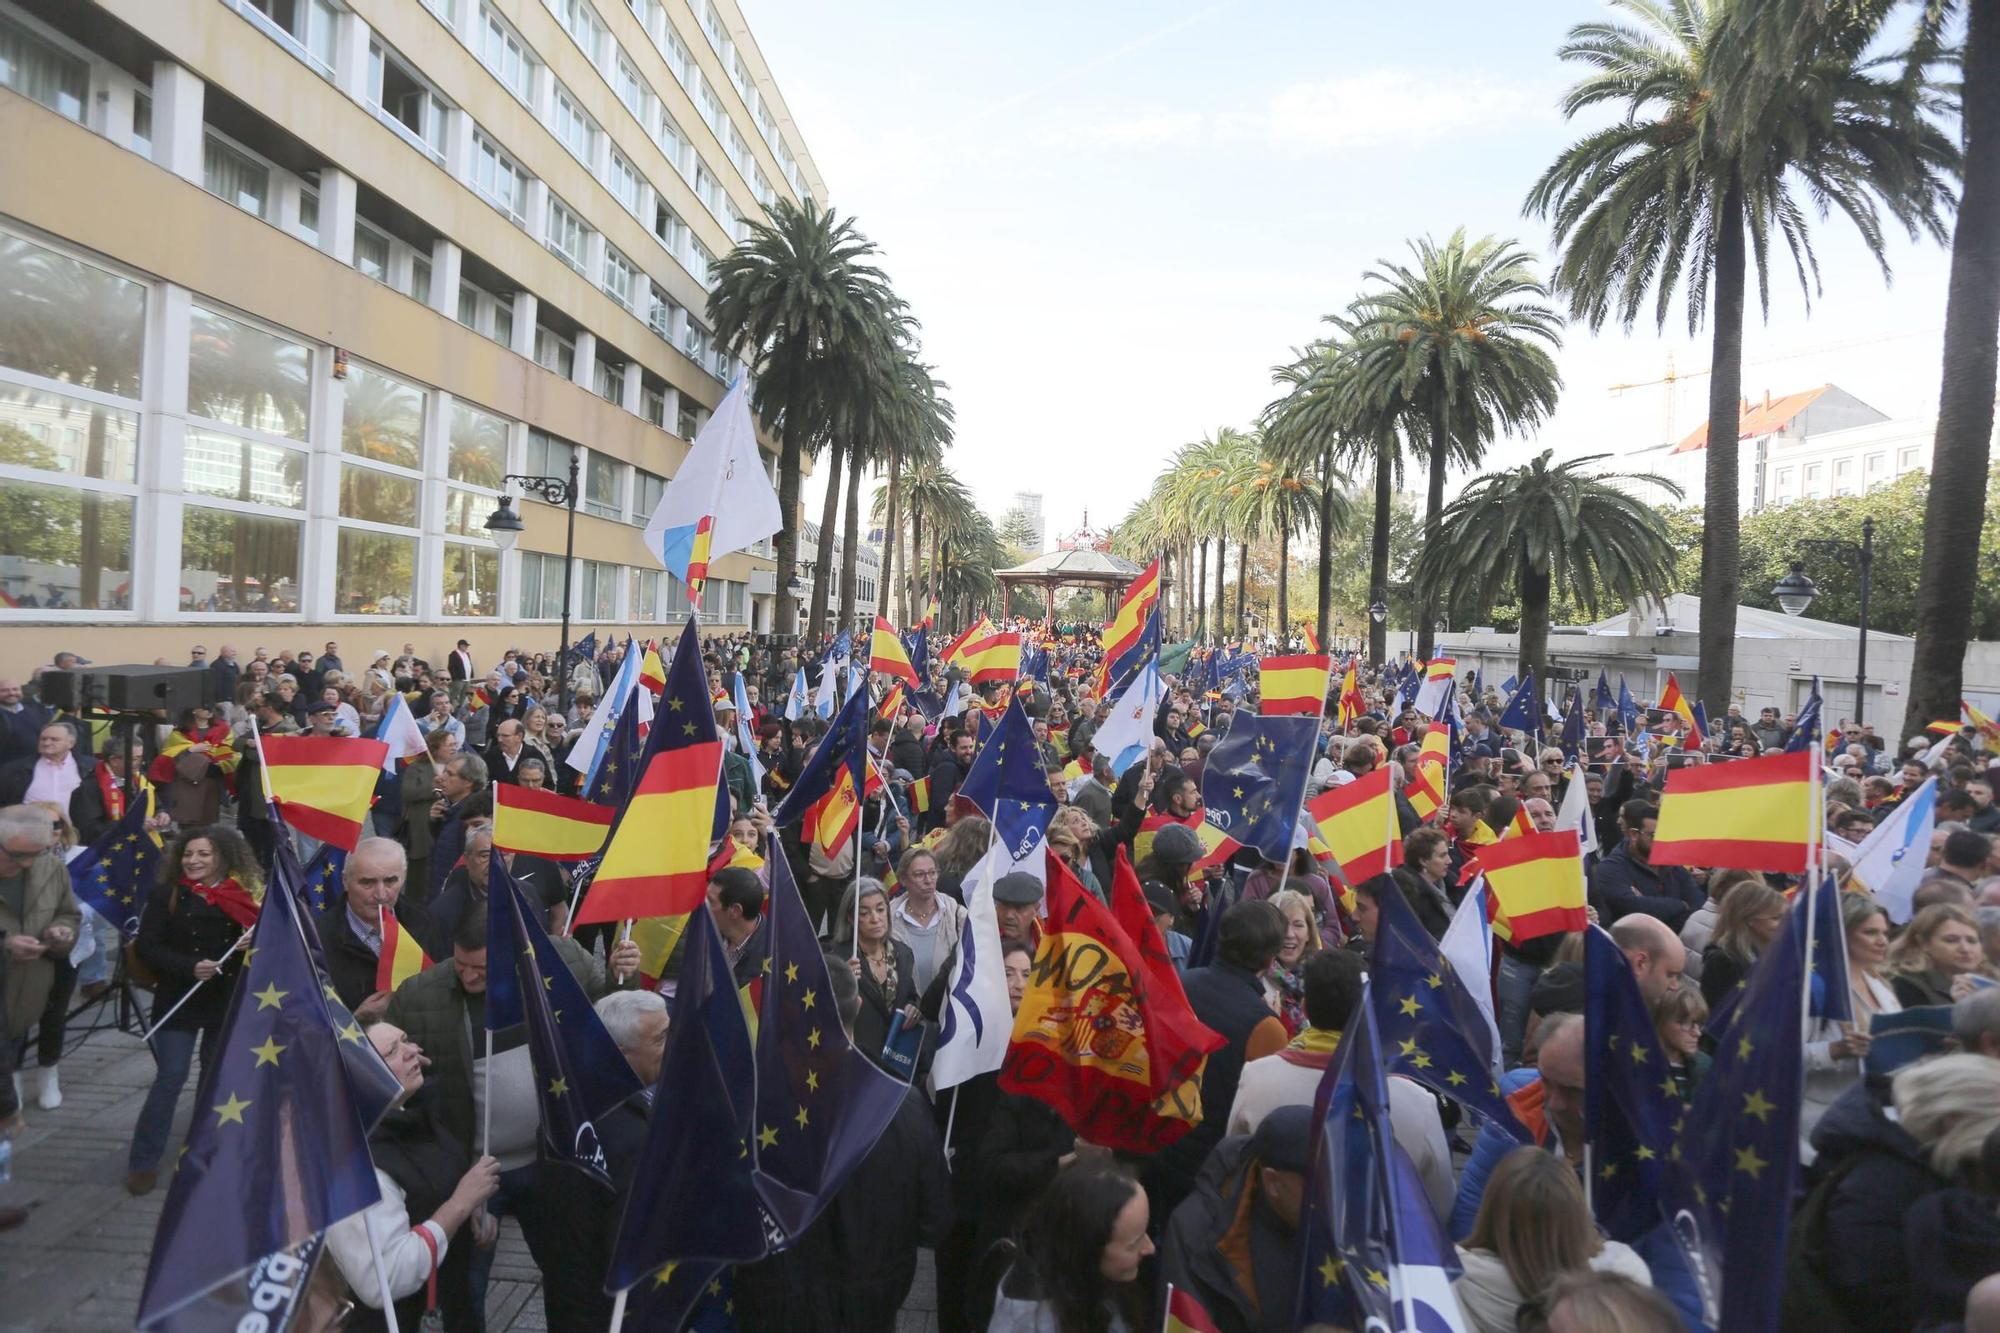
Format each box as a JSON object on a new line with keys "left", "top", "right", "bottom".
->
{"left": 3, "top": 624, "right": 2000, "bottom": 1332}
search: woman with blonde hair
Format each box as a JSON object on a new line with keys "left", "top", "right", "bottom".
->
{"left": 1453, "top": 1147, "right": 1652, "bottom": 1332}
{"left": 1699, "top": 880, "right": 1787, "bottom": 1009}
{"left": 1801, "top": 892, "right": 1901, "bottom": 1160}
{"left": 1679, "top": 868, "right": 1760, "bottom": 982}
{"left": 931, "top": 815, "right": 992, "bottom": 904}
{"left": 1887, "top": 903, "right": 1993, "bottom": 1007}
{"left": 1262, "top": 888, "right": 1324, "bottom": 1035}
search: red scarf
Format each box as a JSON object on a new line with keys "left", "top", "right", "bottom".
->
{"left": 182, "top": 875, "right": 259, "bottom": 929}
{"left": 97, "top": 764, "right": 125, "bottom": 821}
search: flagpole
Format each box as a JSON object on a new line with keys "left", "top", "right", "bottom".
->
{"left": 607, "top": 1287, "right": 628, "bottom": 1333}
{"left": 140, "top": 928, "right": 252, "bottom": 1042}
{"left": 1160, "top": 1282, "right": 1174, "bottom": 1333}
{"left": 482, "top": 1028, "right": 494, "bottom": 1158}
{"left": 365, "top": 1213, "right": 403, "bottom": 1333}
{"left": 941, "top": 1085, "right": 960, "bottom": 1168}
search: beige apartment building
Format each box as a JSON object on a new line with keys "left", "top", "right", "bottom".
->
{"left": 0, "top": 0, "right": 822, "bottom": 670}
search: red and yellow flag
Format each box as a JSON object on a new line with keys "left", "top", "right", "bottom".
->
{"left": 940, "top": 615, "right": 993, "bottom": 668}
{"left": 1308, "top": 767, "right": 1398, "bottom": 883}
{"left": 876, "top": 681, "right": 906, "bottom": 723}
{"left": 870, "top": 615, "right": 920, "bottom": 687}
{"left": 374, "top": 909, "right": 431, "bottom": 991}
{"left": 1258, "top": 654, "right": 1332, "bottom": 717}
{"left": 959, "top": 630, "right": 1023, "bottom": 685}
{"left": 1166, "top": 1286, "right": 1224, "bottom": 1333}
{"left": 260, "top": 735, "right": 389, "bottom": 850}
{"left": 1100, "top": 558, "right": 1161, "bottom": 665}
{"left": 1405, "top": 726, "right": 1451, "bottom": 821}
{"left": 999, "top": 853, "right": 1221, "bottom": 1153}
{"left": 1301, "top": 623, "right": 1321, "bottom": 654}
{"left": 573, "top": 738, "right": 723, "bottom": 924}
{"left": 493, "top": 784, "right": 614, "bottom": 862}
{"left": 1476, "top": 829, "right": 1586, "bottom": 942}
{"left": 638, "top": 645, "right": 667, "bottom": 696}
{"left": 1336, "top": 660, "right": 1366, "bottom": 727}
{"left": 1651, "top": 747, "right": 1816, "bottom": 872}
{"left": 1135, "top": 812, "right": 1242, "bottom": 873}
{"left": 906, "top": 773, "right": 934, "bottom": 815}
{"left": 1657, "top": 672, "right": 1695, "bottom": 731}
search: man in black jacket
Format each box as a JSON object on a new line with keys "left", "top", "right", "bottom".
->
{"left": 427, "top": 754, "right": 488, "bottom": 899}
{"left": 1158, "top": 1105, "right": 1314, "bottom": 1333}
{"left": 0, "top": 721, "right": 109, "bottom": 842}
{"left": 318, "top": 837, "right": 434, "bottom": 1018}
{"left": 1589, "top": 800, "right": 1703, "bottom": 931}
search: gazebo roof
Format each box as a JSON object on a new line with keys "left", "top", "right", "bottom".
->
{"left": 996, "top": 547, "right": 1141, "bottom": 582}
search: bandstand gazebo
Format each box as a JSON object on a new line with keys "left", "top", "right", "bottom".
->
{"left": 994, "top": 515, "right": 1141, "bottom": 624}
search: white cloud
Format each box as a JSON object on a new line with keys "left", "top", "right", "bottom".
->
{"left": 1264, "top": 69, "right": 1552, "bottom": 151}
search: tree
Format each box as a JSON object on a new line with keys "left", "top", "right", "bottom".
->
{"left": 870, "top": 353, "right": 952, "bottom": 625}
{"left": 1525, "top": 0, "right": 1956, "bottom": 717}
{"left": 708, "top": 201, "right": 900, "bottom": 636}
{"left": 1342, "top": 231, "right": 1565, "bottom": 660}
{"left": 1410, "top": 451, "right": 1683, "bottom": 691}
{"left": 1222, "top": 433, "right": 1343, "bottom": 637}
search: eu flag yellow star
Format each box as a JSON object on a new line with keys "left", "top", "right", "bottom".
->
{"left": 1397, "top": 995, "right": 1421, "bottom": 1016}
{"left": 807, "top": 1027, "right": 821, "bottom": 1049}
{"left": 213, "top": 1092, "right": 252, "bottom": 1127}
{"left": 1318, "top": 1254, "right": 1343, "bottom": 1286}
{"left": 1629, "top": 1041, "right": 1649, "bottom": 1065}
{"left": 548, "top": 1077, "right": 568, "bottom": 1097}
{"left": 757, "top": 1124, "right": 779, "bottom": 1149}
{"left": 795, "top": 1105, "right": 810, "bottom": 1130}
{"left": 1741, "top": 1089, "right": 1776, "bottom": 1122}
{"left": 1735, "top": 1144, "right": 1769, "bottom": 1179}
{"left": 784, "top": 962, "right": 799, "bottom": 983}
{"left": 802, "top": 988, "right": 816, "bottom": 1010}
{"left": 250, "top": 1037, "right": 285, "bottom": 1068}
{"left": 651, "top": 1262, "right": 679, "bottom": 1289}
{"left": 252, "top": 983, "right": 288, "bottom": 1011}
{"left": 806, "top": 1070, "right": 820, "bottom": 1093}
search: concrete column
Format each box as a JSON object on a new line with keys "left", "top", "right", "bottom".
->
{"left": 333, "top": 9, "right": 373, "bottom": 103}
{"left": 621, "top": 361, "right": 643, "bottom": 413}
{"left": 443, "top": 105, "right": 475, "bottom": 182}
{"left": 524, "top": 179, "right": 550, "bottom": 247}
{"left": 571, "top": 332, "right": 597, "bottom": 391}
{"left": 149, "top": 61, "right": 205, "bottom": 185}
{"left": 301, "top": 358, "right": 347, "bottom": 623}
{"left": 137, "top": 284, "right": 194, "bottom": 622}
{"left": 509, "top": 291, "right": 539, "bottom": 358}
{"left": 316, "top": 169, "right": 358, "bottom": 265}
{"left": 583, "top": 232, "right": 607, "bottom": 289}
{"left": 95, "top": 71, "right": 136, "bottom": 148}
{"left": 429, "top": 238, "right": 463, "bottom": 319}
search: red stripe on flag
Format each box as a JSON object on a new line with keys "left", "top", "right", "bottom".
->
{"left": 1647, "top": 837, "right": 1811, "bottom": 872}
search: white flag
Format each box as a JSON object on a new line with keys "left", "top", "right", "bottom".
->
{"left": 1846, "top": 776, "right": 1936, "bottom": 923}
{"left": 1091, "top": 663, "right": 1163, "bottom": 777}
{"left": 1555, "top": 762, "right": 1599, "bottom": 857}
{"left": 930, "top": 836, "right": 1015, "bottom": 1092}
{"left": 731, "top": 673, "right": 765, "bottom": 792}
{"left": 811, "top": 651, "right": 839, "bottom": 719}
{"left": 1440, "top": 879, "right": 1503, "bottom": 1075}
{"left": 565, "top": 636, "right": 638, "bottom": 781}
{"left": 373, "top": 692, "right": 427, "bottom": 776}
{"left": 783, "top": 667, "right": 811, "bottom": 722}
{"left": 641, "top": 375, "right": 782, "bottom": 601}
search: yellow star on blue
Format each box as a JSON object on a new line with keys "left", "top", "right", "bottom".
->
{"left": 213, "top": 1092, "right": 252, "bottom": 1127}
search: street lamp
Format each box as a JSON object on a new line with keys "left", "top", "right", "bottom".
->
{"left": 486, "top": 449, "right": 582, "bottom": 718}
{"left": 1772, "top": 515, "right": 1874, "bottom": 729}
{"left": 1368, "top": 600, "right": 1388, "bottom": 623}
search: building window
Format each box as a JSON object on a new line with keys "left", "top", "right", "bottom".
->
{"left": 580, "top": 559, "right": 618, "bottom": 620}
{"left": 549, "top": 0, "right": 605, "bottom": 61}
{"left": 631, "top": 566, "right": 659, "bottom": 618}
{"left": 368, "top": 41, "right": 450, "bottom": 162}
{"left": 0, "top": 233, "right": 148, "bottom": 397}
{"left": 341, "top": 364, "right": 424, "bottom": 470}
{"left": 476, "top": 4, "right": 535, "bottom": 103}
{"left": 203, "top": 133, "right": 272, "bottom": 220}
{"left": 677, "top": 399, "right": 699, "bottom": 439}
{"left": 593, "top": 357, "right": 622, "bottom": 403}
{"left": 410, "top": 253, "right": 432, "bottom": 305}
{"left": 0, "top": 11, "right": 87, "bottom": 120}
{"left": 545, "top": 195, "right": 588, "bottom": 271}
{"left": 1898, "top": 447, "right": 1919, "bottom": 470}
{"left": 607, "top": 151, "right": 644, "bottom": 217}
{"left": 238, "top": 0, "right": 340, "bottom": 77}
{"left": 442, "top": 542, "right": 498, "bottom": 616}
{"left": 1834, "top": 458, "right": 1853, "bottom": 480}
{"left": 354, "top": 223, "right": 391, "bottom": 282}
{"left": 653, "top": 202, "right": 685, "bottom": 255}
{"left": 0, "top": 384, "right": 140, "bottom": 485}
{"left": 0, "top": 477, "right": 135, "bottom": 611}
{"left": 1866, "top": 452, "right": 1886, "bottom": 475}
{"left": 339, "top": 462, "right": 420, "bottom": 526}
{"left": 682, "top": 319, "right": 710, "bottom": 366}
{"left": 584, "top": 451, "right": 623, "bottom": 518}
{"left": 550, "top": 84, "right": 600, "bottom": 168}
{"left": 183, "top": 429, "right": 307, "bottom": 509}
{"left": 614, "top": 55, "right": 649, "bottom": 122}
{"left": 687, "top": 238, "right": 713, "bottom": 288}
{"left": 447, "top": 400, "right": 508, "bottom": 488}
{"left": 335, "top": 528, "right": 417, "bottom": 614}
{"left": 180, "top": 506, "right": 303, "bottom": 613}
{"left": 640, "top": 386, "right": 666, "bottom": 428}
{"left": 633, "top": 467, "right": 664, "bottom": 520}
{"left": 694, "top": 165, "right": 725, "bottom": 218}
{"left": 471, "top": 132, "right": 529, "bottom": 225}
{"left": 458, "top": 280, "right": 513, "bottom": 344}
{"left": 534, "top": 326, "right": 575, "bottom": 379}
{"left": 656, "top": 21, "right": 692, "bottom": 87}
{"left": 656, "top": 106, "right": 688, "bottom": 172}
{"left": 602, "top": 248, "right": 637, "bottom": 308}
{"left": 519, "top": 549, "right": 567, "bottom": 617}
{"left": 444, "top": 486, "right": 498, "bottom": 536}
{"left": 524, "top": 429, "right": 575, "bottom": 489}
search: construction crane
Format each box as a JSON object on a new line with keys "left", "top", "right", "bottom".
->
{"left": 1609, "top": 352, "right": 1713, "bottom": 446}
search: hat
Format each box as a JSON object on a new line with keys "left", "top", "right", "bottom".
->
{"left": 1141, "top": 879, "right": 1179, "bottom": 918}
{"left": 306, "top": 699, "right": 338, "bottom": 715}
{"left": 1250, "top": 1103, "right": 1314, "bottom": 1174}
{"left": 1150, "top": 822, "right": 1203, "bottom": 865}
{"left": 993, "top": 872, "right": 1044, "bottom": 906}
{"left": 372, "top": 649, "right": 391, "bottom": 661}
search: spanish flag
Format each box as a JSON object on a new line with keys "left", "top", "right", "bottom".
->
{"left": 958, "top": 631, "right": 1023, "bottom": 685}
{"left": 638, "top": 644, "right": 667, "bottom": 696}
{"left": 375, "top": 909, "right": 431, "bottom": 991}
{"left": 1507, "top": 804, "right": 1535, "bottom": 838}
{"left": 876, "top": 682, "right": 907, "bottom": 724}
{"left": 1651, "top": 746, "right": 1815, "bottom": 872}
{"left": 806, "top": 767, "right": 878, "bottom": 858}
{"left": 1258, "top": 653, "right": 1331, "bottom": 717}
{"left": 1657, "top": 671, "right": 1695, "bottom": 733}
{"left": 870, "top": 614, "right": 920, "bottom": 687}
{"left": 920, "top": 594, "right": 940, "bottom": 628}
{"left": 906, "top": 773, "right": 935, "bottom": 815}
{"left": 1477, "top": 829, "right": 1586, "bottom": 941}
{"left": 1301, "top": 622, "right": 1321, "bottom": 654}
{"left": 1964, "top": 700, "right": 2000, "bottom": 744}
{"left": 1165, "top": 1286, "right": 1223, "bottom": 1333}
{"left": 1405, "top": 726, "right": 1451, "bottom": 821}
{"left": 1307, "top": 767, "right": 1398, "bottom": 883}
{"left": 574, "top": 618, "right": 723, "bottom": 926}
{"left": 259, "top": 735, "right": 389, "bottom": 850}
{"left": 941, "top": 615, "right": 993, "bottom": 668}
{"left": 1135, "top": 813, "right": 1242, "bottom": 873}
{"left": 493, "top": 784, "right": 614, "bottom": 862}
{"left": 1100, "top": 558, "right": 1160, "bottom": 667}
{"left": 1336, "top": 659, "right": 1367, "bottom": 726}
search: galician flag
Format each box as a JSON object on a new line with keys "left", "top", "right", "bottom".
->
{"left": 1090, "top": 662, "right": 1163, "bottom": 777}
{"left": 641, "top": 374, "right": 781, "bottom": 605}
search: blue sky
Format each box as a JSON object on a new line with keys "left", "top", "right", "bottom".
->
{"left": 747, "top": 1, "right": 1957, "bottom": 538}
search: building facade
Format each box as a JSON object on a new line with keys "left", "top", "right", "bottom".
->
{"left": 795, "top": 518, "right": 879, "bottom": 631}
{"left": 0, "top": 0, "right": 824, "bottom": 668}
{"left": 1006, "top": 490, "right": 1045, "bottom": 553}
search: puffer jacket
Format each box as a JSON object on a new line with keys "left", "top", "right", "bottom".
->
{"left": 0, "top": 848, "right": 80, "bottom": 1042}
{"left": 1452, "top": 1243, "right": 1652, "bottom": 1333}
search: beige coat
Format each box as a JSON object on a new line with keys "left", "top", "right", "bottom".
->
{"left": 1, "top": 848, "right": 82, "bottom": 1040}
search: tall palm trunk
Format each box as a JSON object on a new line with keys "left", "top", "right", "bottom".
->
{"left": 1195, "top": 538, "right": 1209, "bottom": 640}
{"left": 879, "top": 442, "right": 904, "bottom": 625}
{"left": 774, "top": 374, "right": 808, "bottom": 635}
{"left": 807, "top": 442, "right": 843, "bottom": 644}
{"left": 838, "top": 445, "right": 863, "bottom": 630}
{"left": 906, "top": 501, "right": 924, "bottom": 626}
{"left": 930, "top": 527, "right": 944, "bottom": 622}
{"left": 1519, "top": 556, "right": 1553, "bottom": 692}
{"left": 1235, "top": 539, "right": 1249, "bottom": 636}
{"left": 1369, "top": 433, "right": 1393, "bottom": 666}
{"left": 1418, "top": 391, "right": 1449, "bottom": 661}
{"left": 1214, "top": 531, "right": 1228, "bottom": 638}
{"left": 1317, "top": 442, "right": 1337, "bottom": 649}
{"left": 1276, "top": 527, "right": 1290, "bottom": 637}
{"left": 1906, "top": 0, "right": 2000, "bottom": 735}
{"left": 1696, "top": 177, "right": 1747, "bottom": 718}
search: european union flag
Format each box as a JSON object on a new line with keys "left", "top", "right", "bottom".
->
{"left": 68, "top": 788, "right": 164, "bottom": 937}
{"left": 1199, "top": 714, "right": 1314, "bottom": 863}
{"left": 958, "top": 699, "right": 1058, "bottom": 862}
{"left": 1616, "top": 675, "right": 1639, "bottom": 734}
{"left": 137, "top": 843, "right": 383, "bottom": 1326}
{"left": 1663, "top": 873, "right": 1813, "bottom": 1332}
{"left": 606, "top": 906, "right": 762, "bottom": 1292}
{"left": 771, "top": 672, "right": 871, "bottom": 830}
{"left": 1787, "top": 676, "right": 1824, "bottom": 753}
{"left": 569, "top": 630, "right": 599, "bottom": 665}
{"left": 1368, "top": 871, "right": 1531, "bottom": 1143}
{"left": 298, "top": 844, "right": 347, "bottom": 916}
{"left": 829, "top": 628, "right": 852, "bottom": 662}
{"left": 1497, "top": 670, "right": 1542, "bottom": 735}
{"left": 902, "top": 627, "right": 929, "bottom": 683}
{"left": 1559, "top": 686, "right": 1586, "bottom": 761}
{"left": 1106, "top": 603, "right": 1161, "bottom": 691}
{"left": 1595, "top": 668, "right": 1614, "bottom": 714}
{"left": 486, "top": 851, "right": 642, "bottom": 1184}
{"left": 1690, "top": 700, "right": 1711, "bottom": 748}
{"left": 1806, "top": 872, "right": 1853, "bottom": 1024}
{"left": 1583, "top": 926, "right": 1680, "bottom": 1242}
{"left": 624, "top": 1260, "right": 735, "bottom": 1333}
{"left": 1295, "top": 988, "right": 1465, "bottom": 1331}
{"left": 586, "top": 674, "right": 649, "bottom": 807}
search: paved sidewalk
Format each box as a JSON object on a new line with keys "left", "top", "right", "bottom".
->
{"left": 1, "top": 1002, "right": 939, "bottom": 1331}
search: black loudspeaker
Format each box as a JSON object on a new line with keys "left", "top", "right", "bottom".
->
{"left": 38, "top": 665, "right": 209, "bottom": 716}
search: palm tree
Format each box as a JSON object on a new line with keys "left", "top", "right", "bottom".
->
{"left": 1525, "top": 0, "right": 1956, "bottom": 716}
{"left": 867, "top": 351, "right": 953, "bottom": 627}
{"left": 892, "top": 461, "right": 972, "bottom": 627}
{"left": 709, "top": 200, "right": 900, "bottom": 635}
{"left": 1410, "top": 452, "right": 1683, "bottom": 690}
{"left": 1223, "top": 434, "right": 1343, "bottom": 637}
{"left": 1342, "top": 231, "right": 1565, "bottom": 660}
